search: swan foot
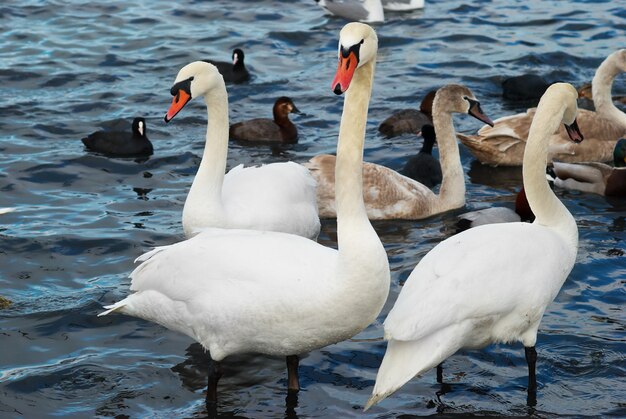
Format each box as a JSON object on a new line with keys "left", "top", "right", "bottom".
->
{"left": 285, "top": 388, "right": 299, "bottom": 418}
{"left": 436, "top": 363, "right": 443, "bottom": 384}
{"left": 286, "top": 355, "right": 300, "bottom": 392}
{"left": 525, "top": 346, "right": 537, "bottom": 407}
{"left": 206, "top": 359, "right": 223, "bottom": 404}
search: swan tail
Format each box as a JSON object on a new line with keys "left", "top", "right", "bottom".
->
{"left": 98, "top": 299, "right": 129, "bottom": 317}
{"left": 365, "top": 330, "right": 461, "bottom": 411}
{"left": 134, "top": 245, "right": 169, "bottom": 264}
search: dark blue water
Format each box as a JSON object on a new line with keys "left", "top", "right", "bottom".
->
{"left": 1, "top": 0, "right": 625, "bottom": 417}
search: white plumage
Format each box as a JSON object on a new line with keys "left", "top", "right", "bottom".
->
{"left": 164, "top": 61, "right": 320, "bottom": 240}
{"left": 366, "top": 83, "right": 582, "bottom": 409}
{"left": 101, "top": 22, "right": 389, "bottom": 399}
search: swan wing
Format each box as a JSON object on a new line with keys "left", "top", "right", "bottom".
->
{"left": 223, "top": 162, "right": 320, "bottom": 239}
{"left": 102, "top": 228, "right": 339, "bottom": 358}
{"left": 382, "top": 0, "right": 424, "bottom": 11}
{"left": 456, "top": 110, "right": 534, "bottom": 165}
{"left": 305, "top": 154, "right": 436, "bottom": 219}
{"left": 320, "top": 0, "right": 371, "bottom": 21}
{"left": 459, "top": 109, "right": 626, "bottom": 164}
{"left": 548, "top": 110, "right": 626, "bottom": 162}
{"left": 384, "top": 222, "right": 573, "bottom": 342}
{"left": 361, "top": 162, "right": 435, "bottom": 220}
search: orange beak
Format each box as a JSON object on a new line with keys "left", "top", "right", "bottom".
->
{"left": 164, "top": 89, "right": 191, "bottom": 123}
{"left": 331, "top": 51, "right": 359, "bottom": 95}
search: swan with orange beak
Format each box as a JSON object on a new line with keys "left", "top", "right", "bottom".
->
{"left": 161, "top": 61, "right": 320, "bottom": 240}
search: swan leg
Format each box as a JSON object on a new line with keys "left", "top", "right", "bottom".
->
{"left": 286, "top": 355, "right": 300, "bottom": 392}
{"left": 206, "top": 359, "right": 223, "bottom": 403}
{"left": 436, "top": 363, "right": 443, "bottom": 384}
{"left": 525, "top": 346, "right": 537, "bottom": 406}
{"left": 285, "top": 387, "right": 299, "bottom": 417}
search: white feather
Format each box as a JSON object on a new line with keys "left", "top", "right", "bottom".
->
{"left": 366, "top": 83, "right": 581, "bottom": 409}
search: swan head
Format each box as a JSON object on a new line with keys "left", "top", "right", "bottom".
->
{"left": 164, "top": 61, "right": 223, "bottom": 123}
{"left": 611, "top": 49, "right": 626, "bottom": 72}
{"left": 541, "top": 83, "right": 584, "bottom": 143}
{"left": 434, "top": 84, "right": 494, "bottom": 126}
{"left": 331, "top": 22, "right": 378, "bottom": 95}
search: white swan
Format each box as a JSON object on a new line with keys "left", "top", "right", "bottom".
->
{"left": 100, "top": 22, "right": 389, "bottom": 403}
{"left": 305, "top": 85, "right": 493, "bottom": 219}
{"left": 315, "top": 0, "right": 424, "bottom": 22}
{"left": 382, "top": 0, "right": 424, "bottom": 11}
{"left": 458, "top": 49, "right": 626, "bottom": 165}
{"left": 365, "top": 83, "right": 583, "bottom": 409}
{"left": 316, "top": 0, "right": 385, "bottom": 23}
{"left": 164, "top": 62, "right": 320, "bottom": 240}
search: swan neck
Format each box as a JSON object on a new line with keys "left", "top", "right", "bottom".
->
{"left": 523, "top": 98, "right": 577, "bottom": 245}
{"left": 186, "top": 85, "right": 229, "bottom": 215}
{"left": 432, "top": 110, "right": 465, "bottom": 206}
{"left": 335, "top": 59, "right": 376, "bottom": 243}
{"left": 592, "top": 56, "right": 626, "bottom": 127}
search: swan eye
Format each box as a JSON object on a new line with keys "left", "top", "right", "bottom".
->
{"left": 170, "top": 76, "right": 194, "bottom": 97}
{"left": 340, "top": 43, "right": 362, "bottom": 62}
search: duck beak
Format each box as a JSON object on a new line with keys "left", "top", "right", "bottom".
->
{"left": 291, "top": 103, "right": 301, "bottom": 114}
{"left": 331, "top": 50, "right": 359, "bottom": 95}
{"left": 467, "top": 99, "right": 494, "bottom": 127}
{"left": 165, "top": 89, "right": 191, "bottom": 123}
{"left": 564, "top": 119, "right": 583, "bottom": 143}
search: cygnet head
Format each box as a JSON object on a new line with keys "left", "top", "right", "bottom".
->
{"left": 331, "top": 22, "right": 378, "bottom": 95}
{"left": 164, "top": 61, "right": 224, "bottom": 123}
{"left": 434, "top": 84, "right": 494, "bottom": 126}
